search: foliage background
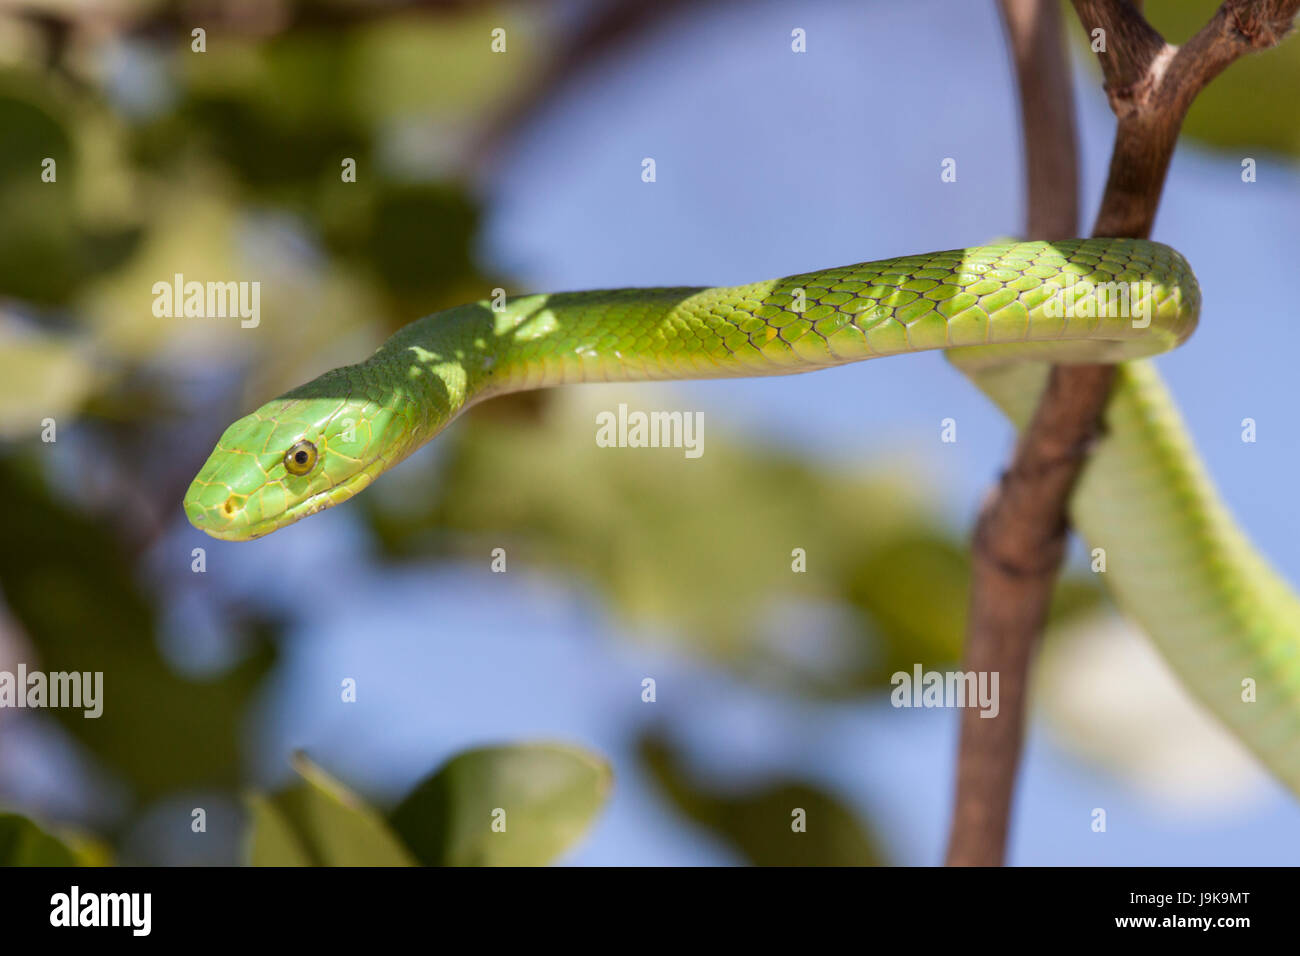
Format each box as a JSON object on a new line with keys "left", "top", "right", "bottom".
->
{"left": 0, "top": 0, "right": 1297, "bottom": 864}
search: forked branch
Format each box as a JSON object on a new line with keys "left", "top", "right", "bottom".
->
{"left": 946, "top": 0, "right": 1300, "bottom": 867}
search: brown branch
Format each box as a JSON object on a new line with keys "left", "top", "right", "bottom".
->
{"left": 946, "top": 0, "right": 1083, "bottom": 868}
{"left": 945, "top": 0, "right": 1300, "bottom": 867}
{"left": 999, "top": 0, "right": 1080, "bottom": 240}
{"left": 1083, "top": 0, "right": 1300, "bottom": 236}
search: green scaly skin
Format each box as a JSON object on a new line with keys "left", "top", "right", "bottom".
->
{"left": 183, "top": 238, "right": 1300, "bottom": 794}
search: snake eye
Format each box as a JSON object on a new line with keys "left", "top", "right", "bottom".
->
{"left": 284, "top": 439, "right": 318, "bottom": 476}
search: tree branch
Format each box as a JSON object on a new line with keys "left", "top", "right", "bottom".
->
{"left": 945, "top": 0, "right": 1300, "bottom": 867}
{"left": 999, "top": 0, "right": 1080, "bottom": 240}
{"left": 946, "top": 0, "right": 1083, "bottom": 868}
{"left": 1081, "top": 0, "right": 1300, "bottom": 236}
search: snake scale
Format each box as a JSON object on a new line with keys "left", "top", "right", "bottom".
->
{"left": 184, "top": 238, "right": 1300, "bottom": 796}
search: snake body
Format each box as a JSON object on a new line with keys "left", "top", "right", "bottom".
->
{"left": 184, "top": 238, "right": 1300, "bottom": 794}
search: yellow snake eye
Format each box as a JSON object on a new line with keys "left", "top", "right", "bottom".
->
{"left": 284, "top": 439, "right": 318, "bottom": 476}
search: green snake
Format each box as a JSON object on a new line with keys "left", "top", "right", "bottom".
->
{"left": 184, "top": 238, "right": 1300, "bottom": 796}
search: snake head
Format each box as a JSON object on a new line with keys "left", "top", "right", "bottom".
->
{"left": 184, "top": 381, "right": 415, "bottom": 541}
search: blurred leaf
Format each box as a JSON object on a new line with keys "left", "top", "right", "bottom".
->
{"left": 367, "top": 389, "right": 1102, "bottom": 696}
{"left": 389, "top": 743, "right": 612, "bottom": 866}
{"left": 0, "top": 457, "right": 275, "bottom": 802}
{"left": 640, "top": 736, "right": 886, "bottom": 866}
{"left": 0, "top": 86, "right": 71, "bottom": 184}
{"left": 843, "top": 531, "right": 972, "bottom": 680}
{"left": 246, "top": 755, "right": 414, "bottom": 867}
{"left": 323, "top": 180, "right": 487, "bottom": 314}
{"left": 79, "top": 225, "right": 146, "bottom": 278}
{"left": 0, "top": 331, "right": 98, "bottom": 439}
{"left": 0, "top": 188, "right": 79, "bottom": 304}
{"left": 0, "top": 81, "right": 143, "bottom": 306}
{"left": 368, "top": 390, "right": 927, "bottom": 671}
{"left": 243, "top": 794, "right": 313, "bottom": 867}
{"left": 344, "top": 9, "right": 543, "bottom": 121}
{"left": 130, "top": 31, "right": 368, "bottom": 195}
{"left": 0, "top": 86, "right": 79, "bottom": 304}
{"left": 0, "top": 811, "right": 104, "bottom": 866}
{"left": 180, "top": 91, "right": 368, "bottom": 193}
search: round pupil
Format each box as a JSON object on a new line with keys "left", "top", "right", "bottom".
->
{"left": 285, "top": 440, "right": 317, "bottom": 474}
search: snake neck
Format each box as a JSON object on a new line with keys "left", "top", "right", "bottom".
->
{"left": 364, "top": 289, "right": 716, "bottom": 442}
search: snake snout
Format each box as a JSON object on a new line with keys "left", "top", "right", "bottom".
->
{"left": 183, "top": 474, "right": 255, "bottom": 539}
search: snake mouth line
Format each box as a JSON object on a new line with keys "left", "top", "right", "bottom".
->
{"left": 186, "top": 468, "right": 380, "bottom": 542}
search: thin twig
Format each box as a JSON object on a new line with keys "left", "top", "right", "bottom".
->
{"left": 999, "top": 0, "right": 1080, "bottom": 241}
{"left": 946, "top": 0, "right": 1300, "bottom": 867}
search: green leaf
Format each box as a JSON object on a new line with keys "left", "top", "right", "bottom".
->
{"left": 389, "top": 743, "right": 613, "bottom": 866}
{"left": 0, "top": 89, "right": 79, "bottom": 304}
{"left": 842, "top": 531, "right": 972, "bottom": 681}
{"left": 0, "top": 84, "right": 143, "bottom": 304}
{"left": 322, "top": 180, "right": 488, "bottom": 316}
{"left": 242, "top": 794, "right": 313, "bottom": 867}
{"left": 639, "top": 736, "right": 887, "bottom": 866}
{"left": 0, "top": 333, "right": 98, "bottom": 440}
{"left": 0, "top": 812, "right": 90, "bottom": 866}
{"left": 245, "top": 754, "right": 415, "bottom": 867}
